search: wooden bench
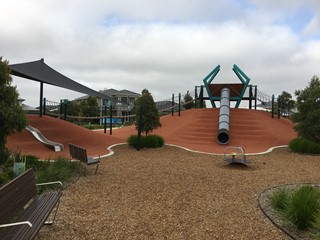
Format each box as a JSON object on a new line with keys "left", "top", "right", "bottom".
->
{"left": 0, "top": 168, "right": 62, "bottom": 240}
{"left": 69, "top": 143, "right": 100, "bottom": 175}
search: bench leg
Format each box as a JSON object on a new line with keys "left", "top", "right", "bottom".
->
{"left": 84, "top": 166, "right": 87, "bottom": 176}
{"left": 94, "top": 163, "right": 99, "bottom": 175}
{"left": 45, "top": 200, "right": 61, "bottom": 225}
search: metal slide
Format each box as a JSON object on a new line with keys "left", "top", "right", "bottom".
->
{"left": 217, "top": 88, "right": 231, "bottom": 144}
{"left": 26, "top": 125, "right": 64, "bottom": 152}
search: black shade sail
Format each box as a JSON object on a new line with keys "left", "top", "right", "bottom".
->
{"left": 9, "top": 58, "right": 114, "bottom": 101}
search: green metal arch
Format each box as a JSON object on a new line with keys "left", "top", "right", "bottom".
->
{"left": 202, "top": 64, "right": 250, "bottom": 108}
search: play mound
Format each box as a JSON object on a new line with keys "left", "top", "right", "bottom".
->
{"left": 6, "top": 109, "right": 297, "bottom": 159}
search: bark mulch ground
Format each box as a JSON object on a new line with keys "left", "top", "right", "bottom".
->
{"left": 36, "top": 145, "right": 320, "bottom": 240}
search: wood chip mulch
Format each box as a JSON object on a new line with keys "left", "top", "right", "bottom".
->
{"left": 36, "top": 145, "right": 320, "bottom": 240}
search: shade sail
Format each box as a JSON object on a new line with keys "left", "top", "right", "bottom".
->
{"left": 9, "top": 58, "right": 113, "bottom": 101}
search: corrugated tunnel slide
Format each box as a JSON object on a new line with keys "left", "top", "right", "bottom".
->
{"left": 217, "top": 88, "right": 231, "bottom": 144}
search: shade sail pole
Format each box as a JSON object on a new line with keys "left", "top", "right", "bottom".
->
{"left": 39, "top": 82, "right": 43, "bottom": 117}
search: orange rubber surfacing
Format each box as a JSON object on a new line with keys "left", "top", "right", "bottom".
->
{"left": 7, "top": 109, "right": 297, "bottom": 159}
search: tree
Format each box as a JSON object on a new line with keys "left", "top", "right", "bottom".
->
{"left": 80, "top": 96, "right": 99, "bottom": 124}
{"left": 133, "top": 89, "right": 161, "bottom": 135}
{"left": 195, "top": 99, "right": 206, "bottom": 108}
{"left": 0, "top": 57, "right": 27, "bottom": 163}
{"left": 67, "top": 101, "right": 81, "bottom": 117}
{"left": 83, "top": 96, "right": 99, "bottom": 117}
{"left": 183, "top": 91, "right": 194, "bottom": 109}
{"left": 277, "top": 91, "right": 295, "bottom": 117}
{"left": 291, "top": 76, "right": 320, "bottom": 142}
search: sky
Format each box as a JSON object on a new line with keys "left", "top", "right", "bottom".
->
{"left": 1, "top": 0, "right": 320, "bottom": 107}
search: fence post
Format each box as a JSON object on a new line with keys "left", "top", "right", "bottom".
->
{"left": 109, "top": 102, "right": 113, "bottom": 135}
{"left": 172, "top": 94, "right": 174, "bottom": 116}
{"left": 137, "top": 105, "right": 143, "bottom": 151}
{"left": 64, "top": 99, "right": 67, "bottom": 120}
{"left": 200, "top": 85, "right": 204, "bottom": 108}
{"left": 43, "top": 98, "right": 46, "bottom": 115}
{"left": 104, "top": 105, "right": 107, "bottom": 134}
{"left": 277, "top": 97, "right": 281, "bottom": 119}
{"left": 178, "top": 93, "right": 181, "bottom": 116}
{"left": 249, "top": 85, "right": 252, "bottom": 109}
{"left": 272, "top": 94, "right": 275, "bottom": 119}
{"left": 60, "top": 100, "right": 63, "bottom": 117}
{"left": 254, "top": 86, "right": 257, "bottom": 110}
{"left": 194, "top": 86, "right": 198, "bottom": 109}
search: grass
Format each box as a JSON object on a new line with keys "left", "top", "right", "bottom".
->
{"left": 284, "top": 186, "right": 320, "bottom": 230}
{"left": 269, "top": 185, "right": 320, "bottom": 230}
{"left": 270, "top": 188, "right": 290, "bottom": 212}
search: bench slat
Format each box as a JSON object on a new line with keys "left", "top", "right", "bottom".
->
{"left": 0, "top": 169, "right": 37, "bottom": 225}
{"left": 2, "top": 192, "right": 62, "bottom": 240}
{"left": 0, "top": 169, "right": 62, "bottom": 240}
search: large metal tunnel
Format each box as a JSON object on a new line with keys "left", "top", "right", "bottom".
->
{"left": 217, "top": 88, "right": 231, "bottom": 144}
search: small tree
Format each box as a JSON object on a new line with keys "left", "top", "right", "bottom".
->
{"left": 277, "top": 91, "right": 295, "bottom": 117}
{"left": 183, "top": 91, "right": 194, "bottom": 109}
{"left": 0, "top": 57, "right": 27, "bottom": 164}
{"left": 133, "top": 89, "right": 161, "bottom": 135}
{"left": 292, "top": 76, "right": 320, "bottom": 142}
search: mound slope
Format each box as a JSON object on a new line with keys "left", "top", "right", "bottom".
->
{"left": 6, "top": 109, "right": 297, "bottom": 159}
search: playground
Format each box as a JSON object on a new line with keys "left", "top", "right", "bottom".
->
{"left": 7, "top": 63, "right": 297, "bottom": 159}
{"left": 31, "top": 145, "right": 318, "bottom": 240}
{"left": 5, "top": 62, "right": 313, "bottom": 239}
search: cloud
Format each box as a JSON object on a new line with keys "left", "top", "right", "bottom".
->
{"left": 1, "top": 0, "right": 319, "bottom": 107}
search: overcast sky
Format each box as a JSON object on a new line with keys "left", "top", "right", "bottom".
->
{"left": 1, "top": 0, "right": 320, "bottom": 107}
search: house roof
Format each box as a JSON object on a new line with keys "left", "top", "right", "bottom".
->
{"left": 9, "top": 59, "right": 114, "bottom": 101}
{"left": 118, "top": 89, "right": 140, "bottom": 96}
{"left": 100, "top": 89, "right": 140, "bottom": 97}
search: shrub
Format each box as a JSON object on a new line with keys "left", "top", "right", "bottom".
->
{"left": 144, "top": 135, "right": 164, "bottom": 148}
{"left": 128, "top": 134, "right": 139, "bottom": 147}
{"left": 128, "top": 134, "right": 164, "bottom": 149}
{"left": 284, "top": 186, "right": 320, "bottom": 230}
{"left": 34, "top": 158, "right": 81, "bottom": 185}
{"left": 270, "top": 186, "right": 320, "bottom": 230}
{"left": 270, "top": 188, "right": 290, "bottom": 212}
{"left": 0, "top": 153, "right": 81, "bottom": 188}
{"left": 289, "top": 137, "right": 320, "bottom": 154}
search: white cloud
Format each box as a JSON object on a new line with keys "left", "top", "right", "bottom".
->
{"left": 1, "top": 0, "right": 319, "bottom": 107}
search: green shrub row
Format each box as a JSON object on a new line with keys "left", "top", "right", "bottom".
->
{"left": 270, "top": 185, "right": 320, "bottom": 230}
{"left": 289, "top": 137, "right": 320, "bottom": 154}
{"left": 128, "top": 134, "right": 164, "bottom": 148}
